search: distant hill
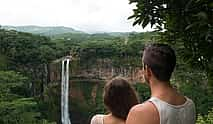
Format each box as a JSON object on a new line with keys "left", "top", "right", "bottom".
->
{"left": 2, "top": 25, "right": 84, "bottom": 36}
{"left": 107, "top": 32, "right": 130, "bottom": 37}
{"left": 1, "top": 25, "right": 141, "bottom": 41}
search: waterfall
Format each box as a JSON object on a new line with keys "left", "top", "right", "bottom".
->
{"left": 61, "top": 59, "right": 71, "bottom": 124}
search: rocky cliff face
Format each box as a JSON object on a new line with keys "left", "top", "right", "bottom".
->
{"left": 49, "top": 58, "right": 141, "bottom": 83}
{"left": 43, "top": 80, "right": 104, "bottom": 124}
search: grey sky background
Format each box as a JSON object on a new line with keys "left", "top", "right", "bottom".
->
{"left": 0, "top": 0, "right": 152, "bottom": 33}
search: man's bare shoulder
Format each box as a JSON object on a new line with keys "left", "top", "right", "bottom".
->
{"left": 130, "top": 101, "right": 155, "bottom": 114}
{"left": 126, "top": 101, "right": 159, "bottom": 124}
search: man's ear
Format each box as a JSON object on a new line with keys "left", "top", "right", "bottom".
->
{"left": 137, "top": 69, "right": 145, "bottom": 83}
{"left": 146, "top": 66, "right": 152, "bottom": 78}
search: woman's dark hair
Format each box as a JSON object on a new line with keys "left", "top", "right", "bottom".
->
{"left": 143, "top": 43, "right": 176, "bottom": 82}
{"left": 103, "top": 77, "right": 139, "bottom": 120}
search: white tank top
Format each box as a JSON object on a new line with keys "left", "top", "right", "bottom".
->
{"left": 149, "top": 97, "right": 196, "bottom": 124}
{"left": 90, "top": 114, "right": 104, "bottom": 124}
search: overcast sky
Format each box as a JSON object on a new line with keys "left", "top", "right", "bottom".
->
{"left": 0, "top": 0, "right": 152, "bottom": 33}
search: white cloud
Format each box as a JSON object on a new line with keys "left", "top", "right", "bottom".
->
{"left": 0, "top": 0, "right": 152, "bottom": 33}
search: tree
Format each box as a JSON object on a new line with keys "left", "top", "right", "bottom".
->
{"left": 0, "top": 29, "right": 57, "bottom": 96}
{"left": 128, "top": 0, "right": 213, "bottom": 87}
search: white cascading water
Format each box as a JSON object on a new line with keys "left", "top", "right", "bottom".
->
{"left": 61, "top": 59, "right": 71, "bottom": 124}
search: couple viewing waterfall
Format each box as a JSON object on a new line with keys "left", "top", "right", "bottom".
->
{"left": 61, "top": 43, "right": 196, "bottom": 124}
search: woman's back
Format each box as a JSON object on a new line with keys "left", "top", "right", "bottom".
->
{"left": 91, "top": 114, "right": 125, "bottom": 124}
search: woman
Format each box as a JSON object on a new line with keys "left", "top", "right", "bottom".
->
{"left": 90, "top": 77, "right": 139, "bottom": 124}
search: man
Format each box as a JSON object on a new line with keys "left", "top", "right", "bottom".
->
{"left": 126, "top": 43, "right": 196, "bottom": 124}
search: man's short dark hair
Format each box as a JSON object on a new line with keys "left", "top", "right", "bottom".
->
{"left": 103, "top": 77, "right": 139, "bottom": 120}
{"left": 143, "top": 43, "right": 176, "bottom": 82}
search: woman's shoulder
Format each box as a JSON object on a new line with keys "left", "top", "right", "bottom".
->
{"left": 91, "top": 114, "right": 104, "bottom": 124}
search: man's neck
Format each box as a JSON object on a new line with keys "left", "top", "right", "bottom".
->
{"left": 149, "top": 79, "right": 187, "bottom": 105}
{"left": 150, "top": 79, "right": 173, "bottom": 98}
